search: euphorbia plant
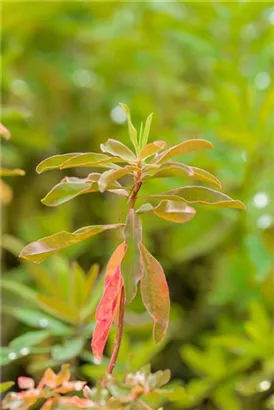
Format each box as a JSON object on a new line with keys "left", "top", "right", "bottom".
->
{"left": 20, "top": 104, "right": 245, "bottom": 381}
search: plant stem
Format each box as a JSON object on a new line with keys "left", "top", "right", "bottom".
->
{"left": 104, "top": 286, "right": 125, "bottom": 379}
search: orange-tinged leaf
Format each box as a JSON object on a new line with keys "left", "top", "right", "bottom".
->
{"left": 41, "top": 180, "right": 92, "bottom": 206}
{"left": 19, "top": 224, "right": 124, "bottom": 263}
{"left": 100, "top": 139, "right": 136, "bottom": 162}
{"left": 154, "top": 139, "right": 213, "bottom": 164}
{"left": 146, "top": 162, "right": 222, "bottom": 188}
{"left": 167, "top": 186, "right": 246, "bottom": 209}
{"left": 36, "top": 153, "right": 81, "bottom": 173}
{"left": 0, "top": 168, "right": 25, "bottom": 177}
{"left": 91, "top": 243, "right": 126, "bottom": 361}
{"left": 121, "top": 210, "right": 143, "bottom": 303}
{"left": 18, "top": 377, "right": 35, "bottom": 390}
{"left": 153, "top": 200, "right": 196, "bottom": 223}
{"left": 139, "top": 243, "right": 170, "bottom": 344}
{"left": 139, "top": 141, "right": 166, "bottom": 161}
{"left": 0, "top": 180, "right": 13, "bottom": 204}
{"left": 0, "top": 124, "right": 11, "bottom": 140}
{"left": 98, "top": 166, "right": 136, "bottom": 192}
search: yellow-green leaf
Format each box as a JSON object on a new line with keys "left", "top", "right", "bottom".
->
{"left": 139, "top": 243, "right": 170, "bottom": 344}
{"left": 139, "top": 141, "right": 167, "bottom": 161}
{"left": 121, "top": 210, "right": 143, "bottom": 303}
{"left": 41, "top": 180, "right": 93, "bottom": 206}
{"left": 0, "top": 168, "right": 25, "bottom": 177}
{"left": 137, "top": 200, "right": 196, "bottom": 223}
{"left": 100, "top": 139, "right": 136, "bottom": 162}
{"left": 146, "top": 163, "right": 222, "bottom": 188}
{"left": 70, "top": 261, "right": 86, "bottom": 310}
{"left": 37, "top": 294, "right": 79, "bottom": 324}
{"left": 140, "top": 113, "right": 154, "bottom": 148}
{"left": 154, "top": 139, "right": 214, "bottom": 164}
{"left": 167, "top": 186, "right": 246, "bottom": 209}
{"left": 84, "top": 263, "right": 100, "bottom": 304}
{"left": 119, "top": 103, "right": 139, "bottom": 153}
{"left": 0, "top": 381, "right": 14, "bottom": 393}
{"left": 98, "top": 166, "right": 136, "bottom": 192}
{"left": 19, "top": 224, "right": 124, "bottom": 263}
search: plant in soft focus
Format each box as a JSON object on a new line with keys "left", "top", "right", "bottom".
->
{"left": 0, "top": 124, "right": 25, "bottom": 204}
{"left": 19, "top": 104, "right": 245, "bottom": 379}
{"left": 1, "top": 105, "right": 245, "bottom": 409}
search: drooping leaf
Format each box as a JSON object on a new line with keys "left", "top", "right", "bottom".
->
{"left": 36, "top": 153, "right": 124, "bottom": 174}
{"left": 146, "top": 163, "right": 222, "bottom": 188}
{"left": 91, "top": 243, "right": 126, "bottom": 361}
{"left": 100, "top": 139, "right": 136, "bottom": 162}
{"left": 139, "top": 141, "right": 167, "bottom": 161}
{"left": 41, "top": 180, "right": 93, "bottom": 206}
{"left": 119, "top": 103, "right": 139, "bottom": 153}
{"left": 166, "top": 186, "right": 246, "bottom": 209}
{"left": 140, "top": 113, "right": 153, "bottom": 148}
{"left": 137, "top": 200, "right": 196, "bottom": 223}
{"left": 154, "top": 139, "right": 214, "bottom": 164}
{"left": 121, "top": 209, "right": 143, "bottom": 303}
{"left": 98, "top": 166, "right": 136, "bottom": 192}
{"left": 139, "top": 243, "right": 170, "bottom": 344}
{"left": 19, "top": 224, "right": 124, "bottom": 263}
{"left": 0, "top": 168, "right": 25, "bottom": 176}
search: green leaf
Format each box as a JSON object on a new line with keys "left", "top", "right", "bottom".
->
{"left": 3, "top": 307, "right": 71, "bottom": 335}
{"left": 139, "top": 243, "right": 170, "bottom": 344}
{"left": 138, "top": 121, "right": 144, "bottom": 146}
{"left": 41, "top": 179, "right": 93, "bottom": 206}
{"left": 121, "top": 210, "right": 143, "bottom": 303}
{"left": 98, "top": 166, "right": 136, "bottom": 192}
{"left": 146, "top": 163, "right": 222, "bottom": 188}
{"left": 51, "top": 338, "right": 84, "bottom": 361}
{"left": 19, "top": 223, "right": 124, "bottom": 263}
{"left": 137, "top": 200, "right": 196, "bottom": 223}
{"left": 37, "top": 294, "right": 79, "bottom": 324}
{"left": 0, "top": 382, "right": 14, "bottom": 393}
{"left": 166, "top": 186, "right": 246, "bottom": 209}
{"left": 1, "top": 279, "right": 38, "bottom": 305}
{"left": 70, "top": 261, "right": 86, "bottom": 309}
{"left": 36, "top": 153, "right": 124, "bottom": 174}
{"left": 0, "top": 168, "right": 25, "bottom": 176}
{"left": 119, "top": 103, "right": 139, "bottom": 153}
{"left": 84, "top": 264, "right": 100, "bottom": 304}
{"left": 100, "top": 139, "right": 136, "bottom": 162}
{"left": 141, "top": 113, "right": 153, "bottom": 148}
{"left": 154, "top": 139, "right": 214, "bottom": 164}
{"left": 148, "top": 369, "right": 171, "bottom": 390}
{"left": 9, "top": 330, "right": 49, "bottom": 351}
{"left": 139, "top": 141, "right": 166, "bottom": 161}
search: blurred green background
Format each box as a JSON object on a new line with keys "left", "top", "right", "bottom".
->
{"left": 1, "top": 1, "right": 273, "bottom": 409}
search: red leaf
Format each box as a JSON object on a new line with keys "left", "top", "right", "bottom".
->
{"left": 91, "top": 243, "right": 126, "bottom": 361}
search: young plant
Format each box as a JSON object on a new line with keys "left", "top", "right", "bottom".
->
{"left": 19, "top": 104, "right": 245, "bottom": 381}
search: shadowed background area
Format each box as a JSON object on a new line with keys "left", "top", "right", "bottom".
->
{"left": 1, "top": 2, "right": 273, "bottom": 409}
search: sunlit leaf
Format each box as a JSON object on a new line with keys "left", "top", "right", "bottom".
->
{"left": 98, "top": 166, "right": 136, "bottom": 192}
{"left": 146, "top": 162, "right": 222, "bottom": 188}
{"left": 0, "top": 168, "right": 25, "bottom": 176}
{"left": 139, "top": 243, "right": 170, "bottom": 343}
{"left": 0, "top": 381, "right": 14, "bottom": 393}
{"left": 36, "top": 153, "right": 124, "bottom": 174}
{"left": 119, "top": 103, "right": 139, "bottom": 153}
{"left": 0, "top": 123, "right": 11, "bottom": 140}
{"left": 91, "top": 243, "right": 126, "bottom": 361}
{"left": 154, "top": 200, "right": 196, "bottom": 223}
{"left": 19, "top": 223, "right": 124, "bottom": 263}
{"left": 140, "top": 113, "right": 154, "bottom": 148}
{"left": 166, "top": 186, "right": 246, "bottom": 209}
{"left": 121, "top": 210, "right": 143, "bottom": 303}
{"left": 154, "top": 139, "right": 214, "bottom": 164}
{"left": 41, "top": 180, "right": 93, "bottom": 206}
{"left": 139, "top": 141, "right": 166, "bottom": 161}
{"left": 100, "top": 138, "right": 136, "bottom": 161}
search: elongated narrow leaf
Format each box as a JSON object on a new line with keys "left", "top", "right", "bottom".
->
{"left": 139, "top": 141, "right": 167, "bottom": 161}
{"left": 36, "top": 153, "right": 124, "bottom": 174}
{"left": 119, "top": 103, "right": 139, "bottom": 153}
{"left": 100, "top": 139, "right": 136, "bottom": 162}
{"left": 0, "top": 168, "right": 25, "bottom": 176}
{"left": 166, "top": 186, "right": 246, "bottom": 209}
{"left": 70, "top": 262, "right": 86, "bottom": 309}
{"left": 154, "top": 139, "right": 213, "bottom": 164}
{"left": 146, "top": 163, "right": 222, "bottom": 188}
{"left": 137, "top": 200, "right": 195, "bottom": 223}
{"left": 98, "top": 166, "right": 136, "bottom": 192}
{"left": 37, "top": 294, "right": 79, "bottom": 324}
{"left": 141, "top": 113, "right": 153, "bottom": 148}
{"left": 138, "top": 121, "right": 144, "bottom": 146}
{"left": 41, "top": 180, "right": 92, "bottom": 206}
{"left": 0, "top": 382, "right": 14, "bottom": 393}
{"left": 139, "top": 243, "right": 170, "bottom": 343}
{"left": 84, "top": 264, "right": 100, "bottom": 304}
{"left": 91, "top": 243, "right": 126, "bottom": 361}
{"left": 19, "top": 224, "right": 124, "bottom": 263}
{"left": 121, "top": 210, "right": 143, "bottom": 303}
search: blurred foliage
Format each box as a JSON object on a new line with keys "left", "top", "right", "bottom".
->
{"left": 1, "top": 1, "right": 273, "bottom": 410}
